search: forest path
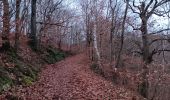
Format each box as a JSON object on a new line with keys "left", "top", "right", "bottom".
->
{"left": 15, "top": 53, "right": 136, "bottom": 100}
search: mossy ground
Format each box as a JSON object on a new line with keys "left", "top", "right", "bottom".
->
{"left": 0, "top": 67, "right": 13, "bottom": 92}
{"left": 0, "top": 46, "right": 70, "bottom": 93}
{"left": 44, "top": 47, "right": 67, "bottom": 64}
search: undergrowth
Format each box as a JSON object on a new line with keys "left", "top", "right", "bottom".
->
{"left": 0, "top": 46, "right": 70, "bottom": 93}
{"left": 90, "top": 63, "right": 105, "bottom": 77}
{"left": 35, "top": 46, "right": 70, "bottom": 64}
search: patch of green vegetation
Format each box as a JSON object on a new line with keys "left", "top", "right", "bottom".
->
{"left": 0, "top": 47, "right": 39, "bottom": 93}
{"left": 0, "top": 46, "right": 71, "bottom": 93}
{"left": 44, "top": 47, "right": 67, "bottom": 64}
{"left": 22, "top": 75, "right": 34, "bottom": 86}
{"left": 0, "top": 67, "right": 13, "bottom": 92}
{"left": 0, "top": 78, "right": 12, "bottom": 92}
{"left": 6, "top": 47, "right": 22, "bottom": 63}
{"left": 15, "top": 61, "right": 37, "bottom": 80}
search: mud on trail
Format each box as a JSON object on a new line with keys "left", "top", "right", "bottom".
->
{"left": 1, "top": 54, "right": 140, "bottom": 100}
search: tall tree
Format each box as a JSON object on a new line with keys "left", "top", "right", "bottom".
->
{"left": 15, "top": 0, "right": 22, "bottom": 51}
{"left": 93, "top": 0, "right": 102, "bottom": 69}
{"left": 129, "top": 0, "right": 170, "bottom": 98}
{"left": 0, "top": 2, "right": 2, "bottom": 33}
{"left": 115, "top": 0, "right": 129, "bottom": 68}
{"left": 1, "top": 0, "right": 10, "bottom": 51}
{"left": 80, "top": 0, "right": 94, "bottom": 60}
{"left": 109, "top": 0, "right": 122, "bottom": 68}
{"left": 130, "top": 0, "right": 170, "bottom": 65}
{"left": 30, "top": 0, "right": 37, "bottom": 50}
{"left": 109, "top": 0, "right": 117, "bottom": 66}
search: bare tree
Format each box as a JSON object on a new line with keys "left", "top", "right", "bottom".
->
{"left": 36, "top": 0, "right": 71, "bottom": 49}
{"left": 93, "top": 0, "right": 102, "bottom": 68}
{"left": 20, "top": 0, "right": 30, "bottom": 35}
{"left": 0, "top": 1, "right": 2, "bottom": 33}
{"left": 129, "top": 0, "right": 170, "bottom": 65}
{"left": 30, "top": 0, "right": 37, "bottom": 50}
{"left": 109, "top": 0, "right": 126, "bottom": 68}
{"left": 109, "top": 0, "right": 117, "bottom": 66}
{"left": 15, "top": 0, "right": 21, "bottom": 51}
{"left": 115, "top": 0, "right": 129, "bottom": 68}
{"left": 129, "top": 0, "right": 170, "bottom": 98}
{"left": 80, "top": 0, "right": 94, "bottom": 60}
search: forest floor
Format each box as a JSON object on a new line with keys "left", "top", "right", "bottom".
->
{"left": 7, "top": 54, "right": 142, "bottom": 100}
{"left": 0, "top": 53, "right": 143, "bottom": 100}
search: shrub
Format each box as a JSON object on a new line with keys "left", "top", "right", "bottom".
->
{"left": 44, "top": 47, "right": 66, "bottom": 64}
{"left": 0, "top": 67, "right": 13, "bottom": 92}
{"left": 22, "top": 75, "right": 34, "bottom": 86}
{"left": 90, "top": 63, "right": 104, "bottom": 76}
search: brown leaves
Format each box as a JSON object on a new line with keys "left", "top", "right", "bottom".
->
{"left": 0, "top": 54, "right": 142, "bottom": 100}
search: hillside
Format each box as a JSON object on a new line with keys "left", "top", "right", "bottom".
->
{"left": 0, "top": 0, "right": 170, "bottom": 99}
{"left": 0, "top": 53, "right": 143, "bottom": 100}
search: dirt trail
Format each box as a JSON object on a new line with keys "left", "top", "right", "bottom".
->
{"left": 4, "top": 54, "right": 139, "bottom": 100}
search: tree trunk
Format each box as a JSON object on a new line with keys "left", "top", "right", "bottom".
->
{"left": 93, "top": 22, "right": 102, "bottom": 69}
{"left": 15, "top": 0, "right": 21, "bottom": 52}
{"left": 58, "top": 38, "right": 62, "bottom": 50}
{"left": 141, "top": 19, "right": 150, "bottom": 64}
{"left": 139, "top": 15, "right": 150, "bottom": 99}
{"left": 86, "top": 16, "right": 93, "bottom": 60}
{"left": 110, "top": 12, "right": 114, "bottom": 66}
{"left": 1, "top": 0, "right": 10, "bottom": 51}
{"left": 30, "top": 0, "right": 37, "bottom": 50}
{"left": 93, "top": 0, "right": 102, "bottom": 69}
{"left": 115, "top": 0, "right": 129, "bottom": 68}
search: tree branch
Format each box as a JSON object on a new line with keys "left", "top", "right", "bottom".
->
{"left": 129, "top": 3, "right": 140, "bottom": 14}
{"left": 149, "top": 28, "right": 170, "bottom": 35}
{"left": 36, "top": 21, "right": 71, "bottom": 28}
{"left": 132, "top": 50, "right": 143, "bottom": 55}
{"left": 153, "top": 8, "right": 170, "bottom": 16}
{"left": 127, "top": 21, "right": 141, "bottom": 30}
{"left": 151, "top": 49, "right": 170, "bottom": 56}
{"left": 147, "top": 0, "right": 158, "bottom": 17}
{"left": 145, "top": 0, "right": 154, "bottom": 12}
{"left": 149, "top": 38, "right": 170, "bottom": 46}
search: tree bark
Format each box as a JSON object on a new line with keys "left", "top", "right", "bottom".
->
{"left": 93, "top": 21, "right": 102, "bottom": 68}
{"left": 15, "top": 0, "right": 21, "bottom": 52}
{"left": 30, "top": 0, "right": 38, "bottom": 50}
{"left": 138, "top": 4, "right": 150, "bottom": 99}
{"left": 93, "top": 0, "right": 102, "bottom": 69}
{"left": 1, "top": 0, "right": 10, "bottom": 51}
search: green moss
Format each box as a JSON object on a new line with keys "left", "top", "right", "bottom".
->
{"left": 15, "top": 61, "right": 38, "bottom": 79}
{"left": 22, "top": 76, "right": 33, "bottom": 86}
{"left": 6, "top": 47, "right": 22, "bottom": 63}
{"left": 0, "top": 45, "right": 70, "bottom": 93}
{"left": 0, "top": 67, "right": 13, "bottom": 92}
{"left": 4, "top": 61, "right": 39, "bottom": 87}
{"left": 0, "top": 76, "right": 13, "bottom": 92}
{"left": 44, "top": 47, "right": 66, "bottom": 64}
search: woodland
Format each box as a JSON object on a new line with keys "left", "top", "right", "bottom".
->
{"left": 0, "top": 0, "right": 170, "bottom": 100}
